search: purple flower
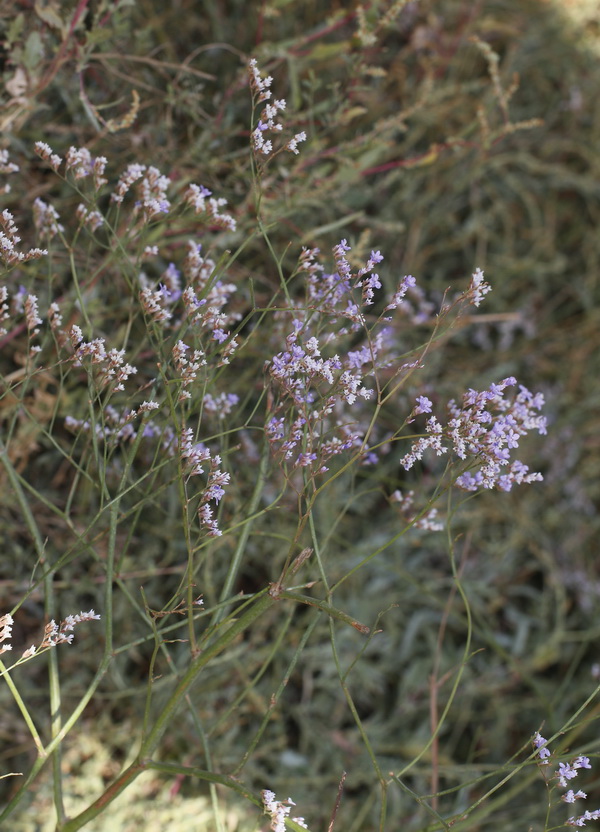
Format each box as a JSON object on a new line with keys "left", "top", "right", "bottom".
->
{"left": 415, "top": 396, "right": 432, "bottom": 415}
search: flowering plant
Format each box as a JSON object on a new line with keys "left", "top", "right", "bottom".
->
{"left": 0, "top": 49, "right": 557, "bottom": 832}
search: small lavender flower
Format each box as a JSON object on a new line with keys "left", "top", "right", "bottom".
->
{"left": 383, "top": 274, "right": 417, "bottom": 315}
{"left": 564, "top": 790, "right": 588, "bottom": 804}
{"left": 138, "top": 400, "right": 159, "bottom": 413}
{"left": 203, "top": 392, "right": 239, "bottom": 417}
{"left": 533, "top": 731, "right": 551, "bottom": 764}
{"left": 408, "top": 395, "right": 433, "bottom": 422}
{"left": 72, "top": 336, "right": 107, "bottom": 365}
{"left": 558, "top": 762, "right": 581, "bottom": 788}
{"left": 568, "top": 809, "right": 600, "bottom": 826}
{"left": 138, "top": 165, "right": 171, "bottom": 219}
{"left": 69, "top": 324, "right": 83, "bottom": 347}
{"left": 102, "top": 348, "right": 137, "bottom": 393}
{"left": 180, "top": 428, "right": 211, "bottom": 476}
{"left": 92, "top": 156, "right": 108, "bottom": 190}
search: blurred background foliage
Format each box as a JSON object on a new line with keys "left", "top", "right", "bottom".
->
{"left": 1, "top": 0, "right": 600, "bottom": 830}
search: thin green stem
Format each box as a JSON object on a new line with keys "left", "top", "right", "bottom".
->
{"left": 59, "top": 589, "right": 276, "bottom": 832}
{"left": 211, "top": 439, "right": 271, "bottom": 626}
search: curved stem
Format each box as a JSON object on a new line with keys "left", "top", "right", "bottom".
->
{"left": 60, "top": 589, "right": 276, "bottom": 832}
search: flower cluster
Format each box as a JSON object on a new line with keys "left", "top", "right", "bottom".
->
{"left": 0, "top": 149, "right": 20, "bottom": 193}
{"left": 76, "top": 203, "right": 104, "bottom": 231}
{"left": 111, "top": 162, "right": 146, "bottom": 203}
{"left": 332, "top": 239, "right": 384, "bottom": 311}
{"left": 66, "top": 146, "right": 108, "bottom": 189}
{"left": 261, "top": 789, "right": 308, "bottom": 832}
{"left": 0, "top": 610, "right": 101, "bottom": 660}
{"left": 266, "top": 316, "right": 374, "bottom": 472}
{"left": 401, "top": 378, "right": 547, "bottom": 491}
{"left": 111, "top": 163, "right": 170, "bottom": 220}
{"left": 183, "top": 183, "right": 236, "bottom": 231}
{"left": 181, "top": 281, "right": 239, "bottom": 365}
{"left": 33, "top": 197, "right": 64, "bottom": 239}
{"left": 65, "top": 402, "right": 168, "bottom": 448}
{"left": 533, "top": 732, "right": 599, "bottom": 826}
{"left": 140, "top": 285, "right": 173, "bottom": 324}
{"left": 35, "top": 141, "right": 108, "bottom": 191}
{"left": 467, "top": 266, "right": 492, "bottom": 307}
{"left": 69, "top": 326, "right": 138, "bottom": 394}
{"left": 0, "top": 284, "right": 59, "bottom": 348}
{"left": 0, "top": 208, "right": 47, "bottom": 265}
{"left": 180, "top": 428, "right": 230, "bottom": 537}
{"left": 139, "top": 241, "right": 242, "bottom": 366}
{"left": 24, "top": 293, "right": 42, "bottom": 334}
{"left": 390, "top": 489, "right": 444, "bottom": 531}
{"left": 34, "top": 141, "right": 62, "bottom": 171}
{"left": 302, "top": 240, "right": 386, "bottom": 325}
{"left": 248, "top": 59, "right": 306, "bottom": 158}
{"left": 173, "top": 340, "right": 207, "bottom": 401}
{"left": 0, "top": 613, "right": 13, "bottom": 655}
{"left": 203, "top": 391, "right": 239, "bottom": 417}
{"left": 265, "top": 239, "right": 456, "bottom": 478}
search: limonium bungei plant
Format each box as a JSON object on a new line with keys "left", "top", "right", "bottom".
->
{"left": 0, "top": 58, "right": 550, "bottom": 831}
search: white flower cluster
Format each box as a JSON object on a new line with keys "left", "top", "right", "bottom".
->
{"left": 69, "top": 326, "right": 137, "bottom": 393}
{"left": 0, "top": 610, "right": 101, "bottom": 660}
{"left": 0, "top": 208, "right": 47, "bottom": 265}
{"left": 261, "top": 789, "right": 308, "bottom": 832}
